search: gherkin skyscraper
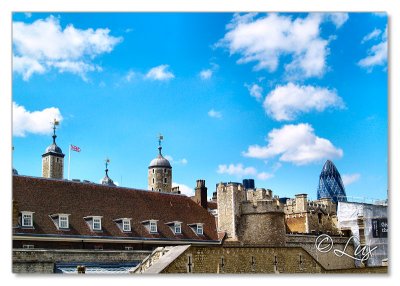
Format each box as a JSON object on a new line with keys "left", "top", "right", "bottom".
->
{"left": 317, "top": 160, "right": 347, "bottom": 203}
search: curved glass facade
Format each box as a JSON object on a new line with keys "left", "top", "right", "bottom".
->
{"left": 317, "top": 160, "right": 347, "bottom": 203}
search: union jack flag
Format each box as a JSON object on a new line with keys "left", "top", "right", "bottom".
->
{"left": 70, "top": 145, "right": 81, "bottom": 152}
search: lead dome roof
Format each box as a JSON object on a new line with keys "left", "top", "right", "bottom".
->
{"left": 149, "top": 146, "right": 171, "bottom": 168}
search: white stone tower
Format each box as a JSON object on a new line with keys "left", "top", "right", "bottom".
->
{"left": 42, "top": 119, "right": 64, "bottom": 179}
{"left": 148, "top": 134, "right": 172, "bottom": 193}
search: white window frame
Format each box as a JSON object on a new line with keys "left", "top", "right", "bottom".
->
{"left": 59, "top": 215, "right": 69, "bottom": 229}
{"left": 196, "top": 224, "right": 203, "bottom": 235}
{"left": 174, "top": 222, "right": 182, "bottom": 234}
{"left": 92, "top": 217, "right": 102, "bottom": 231}
{"left": 21, "top": 211, "right": 34, "bottom": 227}
{"left": 149, "top": 220, "right": 158, "bottom": 233}
{"left": 122, "top": 219, "right": 131, "bottom": 232}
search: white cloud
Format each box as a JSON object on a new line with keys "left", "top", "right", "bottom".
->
{"left": 13, "top": 55, "right": 46, "bottom": 81}
{"left": 263, "top": 82, "right": 345, "bottom": 121}
{"left": 257, "top": 172, "right": 274, "bottom": 180}
{"left": 145, "top": 64, "right": 175, "bottom": 81}
{"left": 243, "top": 123, "right": 343, "bottom": 165}
{"left": 342, "top": 173, "right": 361, "bottom": 186}
{"left": 172, "top": 182, "right": 194, "bottom": 196}
{"left": 164, "top": 155, "right": 188, "bottom": 165}
{"left": 218, "top": 13, "right": 347, "bottom": 79}
{"left": 245, "top": 83, "right": 263, "bottom": 101}
{"left": 358, "top": 26, "right": 387, "bottom": 70}
{"left": 124, "top": 70, "right": 135, "bottom": 82}
{"left": 200, "top": 69, "right": 213, "bottom": 80}
{"left": 13, "top": 102, "right": 63, "bottom": 137}
{"left": 13, "top": 16, "right": 122, "bottom": 80}
{"left": 361, "top": 28, "right": 382, "bottom": 44}
{"left": 217, "top": 163, "right": 273, "bottom": 181}
{"left": 326, "top": 13, "right": 349, "bottom": 29}
{"left": 208, "top": 109, "right": 222, "bottom": 119}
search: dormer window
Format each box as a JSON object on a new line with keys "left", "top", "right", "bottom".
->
{"left": 175, "top": 222, "right": 182, "bottom": 234}
{"left": 142, "top": 220, "right": 158, "bottom": 233}
{"left": 21, "top": 211, "right": 34, "bottom": 227}
{"left": 196, "top": 224, "right": 203, "bottom": 235}
{"left": 84, "top": 216, "right": 103, "bottom": 231}
{"left": 123, "top": 219, "right": 131, "bottom": 232}
{"left": 188, "top": 223, "right": 204, "bottom": 235}
{"left": 150, "top": 221, "right": 157, "bottom": 233}
{"left": 114, "top": 218, "right": 132, "bottom": 232}
{"left": 93, "top": 217, "right": 102, "bottom": 230}
{"left": 166, "top": 221, "right": 182, "bottom": 235}
{"left": 50, "top": 213, "right": 70, "bottom": 230}
{"left": 59, "top": 215, "right": 69, "bottom": 229}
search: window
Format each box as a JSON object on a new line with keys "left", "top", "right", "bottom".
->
{"left": 164, "top": 177, "right": 168, "bottom": 184}
{"left": 152, "top": 178, "right": 155, "bottom": 184}
{"left": 158, "top": 188, "right": 161, "bottom": 192}
{"left": 150, "top": 221, "right": 157, "bottom": 233}
{"left": 152, "top": 169, "right": 155, "bottom": 174}
{"left": 21, "top": 212, "right": 33, "bottom": 227}
{"left": 164, "top": 168, "right": 167, "bottom": 173}
{"left": 93, "top": 217, "right": 102, "bottom": 231}
{"left": 174, "top": 223, "right": 182, "bottom": 234}
{"left": 23, "top": 244, "right": 34, "bottom": 249}
{"left": 123, "top": 219, "right": 131, "bottom": 232}
{"left": 125, "top": 246, "right": 134, "bottom": 251}
{"left": 187, "top": 254, "right": 193, "bottom": 273}
{"left": 59, "top": 215, "right": 69, "bottom": 229}
{"left": 196, "top": 224, "right": 203, "bottom": 235}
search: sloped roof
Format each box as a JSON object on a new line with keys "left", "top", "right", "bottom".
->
{"left": 13, "top": 175, "right": 219, "bottom": 242}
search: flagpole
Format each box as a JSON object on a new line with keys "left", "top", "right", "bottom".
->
{"left": 68, "top": 144, "right": 71, "bottom": 180}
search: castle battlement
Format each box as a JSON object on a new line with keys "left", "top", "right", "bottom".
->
{"left": 241, "top": 199, "right": 283, "bottom": 215}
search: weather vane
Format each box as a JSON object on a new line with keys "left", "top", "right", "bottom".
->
{"left": 158, "top": 133, "right": 164, "bottom": 147}
{"left": 51, "top": 118, "right": 60, "bottom": 143}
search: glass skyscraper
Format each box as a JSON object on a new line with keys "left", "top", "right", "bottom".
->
{"left": 317, "top": 160, "right": 347, "bottom": 203}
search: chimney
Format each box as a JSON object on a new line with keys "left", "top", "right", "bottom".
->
{"left": 194, "top": 179, "right": 208, "bottom": 209}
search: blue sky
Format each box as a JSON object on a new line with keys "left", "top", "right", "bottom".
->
{"left": 12, "top": 12, "right": 388, "bottom": 201}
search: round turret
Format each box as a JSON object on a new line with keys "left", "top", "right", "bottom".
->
{"left": 148, "top": 136, "right": 172, "bottom": 193}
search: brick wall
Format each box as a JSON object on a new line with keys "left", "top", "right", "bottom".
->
{"left": 13, "top": 249, "right": 151, "bottom": 273}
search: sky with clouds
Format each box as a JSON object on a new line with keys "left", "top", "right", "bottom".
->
{"left": 12, "top": 12, "right": 387, "bottom": 200}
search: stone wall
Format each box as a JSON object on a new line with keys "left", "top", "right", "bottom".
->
{"left": 239, "top": 213, "right": 286, "bottom": 246}
{"left": 42, "top": 156, "right": 64, "bottom": 179}
{"left": 217, "top": 184, "right": 244, "bottom": 240}
{"left": 162, "top": 246, "right": 324, "bottom": 273}
{"left": 286, "top": 234, "right": 355, "bottom": 270}
{"left": 161, "top": 245, "right": 386, "bottom": 274}
{"left": 13, "top": 249, "right": 151, "bottom": 273}
{"left": 148, "top": 167, "right": 172, "bottom": 192}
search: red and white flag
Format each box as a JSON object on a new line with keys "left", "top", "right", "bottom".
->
{"left": 70, "top": 145, "right": 81, "bottom": 152}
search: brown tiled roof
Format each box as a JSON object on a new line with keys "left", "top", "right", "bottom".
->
{"left": 13, "top": 175, "right": 219, "bottom": 242}
{"left": 207, "top": 201, "right": 218, "bottom": 210}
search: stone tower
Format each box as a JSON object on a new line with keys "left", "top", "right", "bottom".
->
{"left": 42, "top": 119, "right": 64, "bottom": 179}
{"left": 217, "top": 182, "right": 286, "bottom": 246}
{"left": 148, "top": 135, "right": 172, "bottom": 193}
